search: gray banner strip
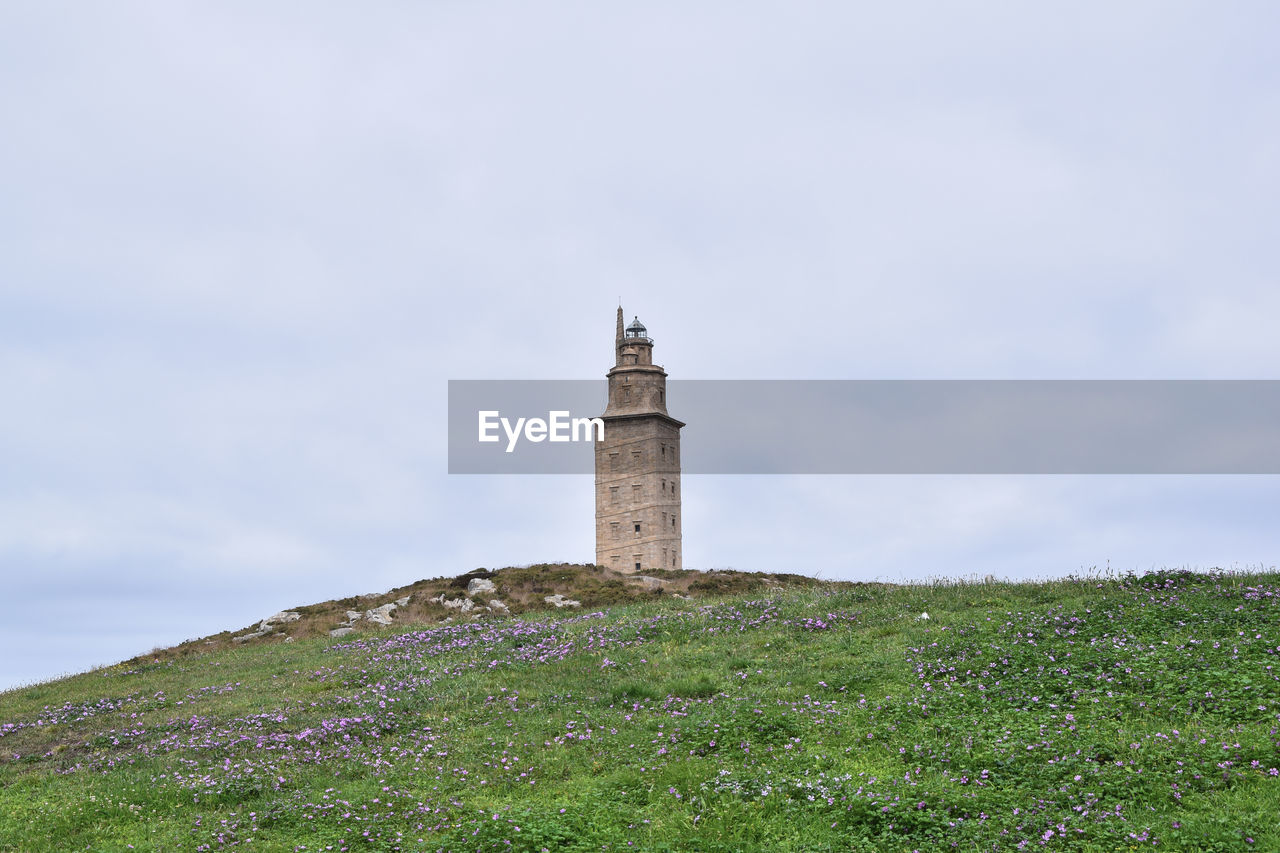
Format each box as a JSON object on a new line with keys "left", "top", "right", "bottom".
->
{"left": 448, "top": 380, "right": 1280, "bottom": 474}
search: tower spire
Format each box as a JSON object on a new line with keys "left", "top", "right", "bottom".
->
{"left": 616, "top": 305, "right": 624, "bottom": 344}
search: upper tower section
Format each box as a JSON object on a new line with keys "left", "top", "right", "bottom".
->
{"left": 604, "top": 306, "right": 673, "bottom": 418}
{"left": 615, "top": 308, "right": 655, "bottom": 367}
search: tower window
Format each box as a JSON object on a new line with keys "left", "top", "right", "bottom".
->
{"left": 611, "top": 522, "right": 620, "bottom": 539}
{"left": 631, "top": 450, "right": 641, "bottom": 462}
{"left": 610, "top": 486, "right": 619, "bottom": 503}
{"left": 635, "top": 562, "right": 642, "bottom": 572}
{"left": 609, "top": 452, "right": 619, "bottom": 471}
{"left": 672, "top": 516, "right": 677, "bottom": 529}
{"left": 634, "top": 522, "right": 641, "bottom": 534}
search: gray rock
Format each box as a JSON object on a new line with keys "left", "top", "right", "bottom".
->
{"left": 487, "top": 599, "right": 510, "bottom": 614}
{"left": 329, "top": 627, "right": 354, "bottom": 638}
{"left": 264, "top": 610, "right": 301, "bottom": 624}
{"left": 283, "top": 636, "right": 295, "bottom": 643}
{"left": 345, "top": 610, "right": 363, "bottom": 622}
{"left": 365, "top": 603, "right": 398, "bottom": 625}
{"left": 258, "top": 611, "right": 301, "bottom": 631}
{"left": 544, "top": 594, "right": 581, "bottom": 608}
{"left": 442, "top": 597, "right": 474, "bottom": 612}
{"left": 233, "top": 630, "right": 272, "bottom": 643}
{"left": 467, "top": 578, "right": 497, "bottom": 596}
{"left": 395, "top": 595, "right": 411, "bottom": 607}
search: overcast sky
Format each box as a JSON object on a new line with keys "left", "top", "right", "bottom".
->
{"left": 3, "top": 2, "right": 1278, "bottom": 692}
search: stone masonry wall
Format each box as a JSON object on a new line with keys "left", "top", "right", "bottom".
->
{"left": 594, "top": 415, "right": 682, "bottom": 572}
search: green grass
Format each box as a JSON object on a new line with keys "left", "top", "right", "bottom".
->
{"left": 2, "top": 568, "right": 1279, "bottom": 851}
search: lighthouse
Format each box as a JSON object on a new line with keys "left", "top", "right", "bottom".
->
{"left": 594, "top": 308, "right": 684, "bottom": 572}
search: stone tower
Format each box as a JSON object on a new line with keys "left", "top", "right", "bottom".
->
{"left": 595, "top": 307, "right": 684, "bottom": 573}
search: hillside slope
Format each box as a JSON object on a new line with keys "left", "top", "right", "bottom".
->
{"left": 2, "top": 568, "right": 1279, "bottom": 851}
{"left": 138, "top": 563, "right": 826, "bottom": 661}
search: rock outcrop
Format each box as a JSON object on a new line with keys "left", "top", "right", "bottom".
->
{"left": 365, "top": 603, "right": 398, "bottom": 625}
{"left": 259, "top": 611, "right": 301, "bottom": 631}
{"left": 328, "top": 594, "right": 413, "bottom": 635}
{"left": 234, "top": 610, "right": 302, "bottom": 643}
{"left": 466, "top": 578, "right": 497, "bottom": 596}
{"left": 430, "top": 593, "right": 477, "bottom": 612}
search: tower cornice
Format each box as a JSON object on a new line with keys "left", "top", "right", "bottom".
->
{"left": 606, "top": 363, "right": 667, "bottom": 378}
{"left": 599, "top": 411, "right": 686, "bottom": 429}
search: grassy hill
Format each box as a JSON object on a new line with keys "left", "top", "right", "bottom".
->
{"left": 133, "top": 564, "right": 824, "bottom": 661}
{"left": 2, "top": 565, "right": 1278, "bottom": 851}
